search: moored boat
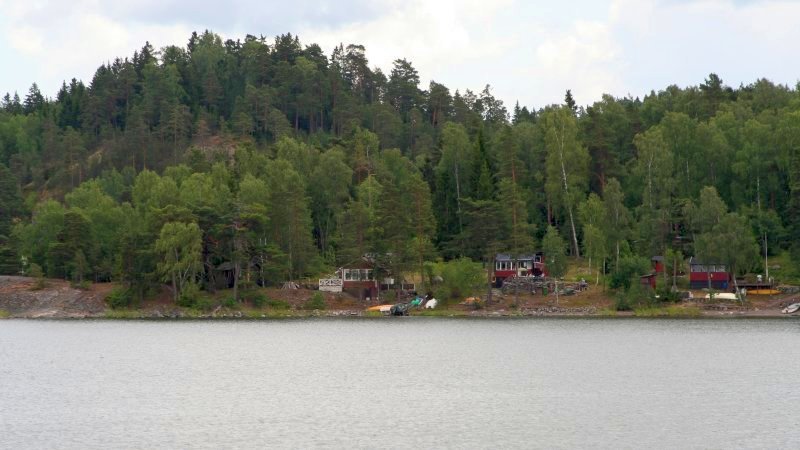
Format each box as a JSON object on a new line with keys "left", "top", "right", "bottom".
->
{"left": 781, "top": 303, "right": 800, "bottom": 314}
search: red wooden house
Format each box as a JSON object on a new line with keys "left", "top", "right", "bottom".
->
{"left": 493, "top": 253, "right": 547, "bottom": 287}
{"left": 688, "top": 257, "right": 731, "bottom": 290}
{"left": 640, "top": 273, "right": 657, "bottom": 290}
{"left": 337, "top": 262, "right": 378, "bottom": 300}
{"left": 651, "top": 256, "right": 665, "bottom": 274}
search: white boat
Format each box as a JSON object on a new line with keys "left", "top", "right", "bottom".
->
{"left": 782, "top": 303, "right": 800, "bottom": 314}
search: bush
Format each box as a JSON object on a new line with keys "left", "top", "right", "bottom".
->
{"left": 609, "top": 256, "right": 651, "bottom": 290}
{"left": 177, "top": 283, "right": 201, "bottom": 308}
{"left": 250, "top": 292, "right": 268, "bottom": 308}
{"left": 28, "top": 263, "right": 47, "bottom": 290}
{"left": 614, "top": 283, "right": 653, "bottom": 311}
{"left": 267, "top": 299, "right": 290, "bottom": 310}
{"left": 71, "top": 280, "right": 91, "bottom": 290}
{"left": 613, "top": 294, "right": 632, "bottom": 311}
{"left": 222, "top": 297, "right": 238, "bottom": 309}
{"left": 302, "top": 292, "right": 327, "bottom": 310}
{"left": 106, "top": 287, "right": 133, "bottom": 309}
{"left": 656, "top": 286, "right": 680, "bottom": 303}
{"left": 432, "top": 258, "right": 485, "bottom": 300}
{"left": 194, "top": 296, "right": 214, "bottom": 312}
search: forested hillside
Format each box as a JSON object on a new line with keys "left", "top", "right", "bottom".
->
{"left": 1, "top": 30, "right": 799, "bottom": 302}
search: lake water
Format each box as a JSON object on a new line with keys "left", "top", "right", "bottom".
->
{"left": 1, "top": 318, "right": 799, "bottom": 449}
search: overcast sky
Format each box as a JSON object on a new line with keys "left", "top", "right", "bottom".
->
{"left": 1, "top": 0, "right": 799, "bottom": 109}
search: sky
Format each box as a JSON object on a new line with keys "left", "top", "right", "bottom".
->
{"left": 1, "top": 0, "right": 799, "bottom": 109}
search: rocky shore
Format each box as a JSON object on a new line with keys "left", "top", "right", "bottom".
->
{"left": 2, "top": 275, "right": 797, "bottom": 319}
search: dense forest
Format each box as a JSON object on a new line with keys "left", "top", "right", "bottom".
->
{"left": 1, "top": 30, "right": 799, "bottom": 304}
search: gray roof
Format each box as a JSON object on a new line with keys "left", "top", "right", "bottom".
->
{"left": 495, "top": 253, "right": 540, "bottom": 261}
{"left": 688, "top": 256, "right": 725, "bottom": 266}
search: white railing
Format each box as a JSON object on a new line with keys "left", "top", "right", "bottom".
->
{"left": 319, "top": 278, "right": 343, "bottom": 292}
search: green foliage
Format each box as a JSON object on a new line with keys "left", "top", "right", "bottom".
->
{"left": 0, "top": 32, "right": 792, "bottom": 308}
{"left": 609, "top": 256, "right": 651, "bottom": 290}
{"left": 542, "top": 226, "right": 567, "bottom": 279}
{"left": 106, "top": 287, "right": 134, "bottom": 309}
{"left": 266, "top": 299, "right": 291, "bottom": 310}
{"left": 302, "top": 292, "right": 327, "bottom": 310}
{"left": 430, "top": 257, "right": 485, "bottom": 300}
{"left": 28, "top": 263, "right": 46, "bottom": 290}
{"left": 222, "top": 297, "right": 238, "bottom": 309}
{"left": 613, "top": 283, "right": 652, "bottom": 311}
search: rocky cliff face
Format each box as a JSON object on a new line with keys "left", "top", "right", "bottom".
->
{"left": 0, "top": 276, "right": 108, "bottom": 318}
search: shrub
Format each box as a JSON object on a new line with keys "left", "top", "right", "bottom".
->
{"left": 267, "top": 299, "right": 290, "bottom": 310}
{"left": 194, "top": 296, "right": 214, "bottom": 312}
{"left": 609, "top": 256, "right": 651, "bottom": 290}
{"left": 106, "top": 287, "right": 133, "bottom": 309}
{"left": 222, "top": 297, "right": 237, "bottom": 309}
{"left": 614, "top": 283, "right": 653, "bottom": 311}
{"left": 250, "top": 292, "right": 268, "bottom": 308}
{"left": 432, "top": 258, "right": 485, "bottom": 301}
{"left": 28, "top": 263, "right": 47, "bottom": 290}
{"left": 71, "top": 280, "right": 91, "bottom": 290}
{"left": 656, "top": 286, "right": 680, "bottom": 303}
{"left": 177, "top": 283, "right": 201, "bottom": 308}
{"left": 302, "top": 292, "right": 327, "bottom": 310}
{"left": 613, "top": 294, "right": 632, "bottom": 311}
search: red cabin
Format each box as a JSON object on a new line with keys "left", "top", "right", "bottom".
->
{"left": 493, "top": 253, "right": 547, "bottom": 287}
{"left": 640, "top": 273, "right": 657, "bottom": 290}
{"left": 688, "top": 257, "right": 731, "bottom": 290}
{"left": 651, "top": 256, "right": 665, "bottom": 274}
{"left": 338, "top": 262, "right": 378, "bottom": 300}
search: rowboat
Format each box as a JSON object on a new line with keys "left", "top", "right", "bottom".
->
{"left": 782, "top": 303, "right": 800, "bottom": 314}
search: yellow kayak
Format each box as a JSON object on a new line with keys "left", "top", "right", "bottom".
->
{"left": 747, "top": 289, "right": 780, "bottom": 295}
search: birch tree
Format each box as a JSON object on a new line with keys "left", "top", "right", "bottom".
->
{"left": 155, "top": 221, "right": 202, "bottom": 302}
{"left": 543, "top": 107, "right": 589, "bottom": 257}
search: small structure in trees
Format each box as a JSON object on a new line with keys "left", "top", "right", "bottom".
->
{"left": 688, "top": 257, "right": 731, "bottom": 290}
{"left": 640, "top": 273, "right": 657, "bottom": 290}
{"left": 651, "top": 255, "right": 665, "bottom": 274}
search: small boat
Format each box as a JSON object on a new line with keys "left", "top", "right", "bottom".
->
{"left": 366, "top": 304, "right": 394, "bottom": 314}
{"left": 748, "top": 289, "right": 781, "bottom": 295}
{"left": 782, "top": 303, "right": 800, "bottom": 314}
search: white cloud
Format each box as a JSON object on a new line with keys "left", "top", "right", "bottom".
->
{"left": 2, "top": 0, "right": 800, "bottom": 108}
{"left": 301, "top": 0, "right": 514, "bottom": 83}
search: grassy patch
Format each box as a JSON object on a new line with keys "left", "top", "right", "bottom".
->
{"left": 0, "top": 309, "right": 10, "bottom": 318}
{"left": 104, "top": 309, "right": 141, "bottom": 319}
{"left": 597, "top": 308, "right": 618, "bottom": 316}
{"left": 766, "top": 251, "right": 800, "bottom": 285}
{"left": 633, "top": 305, "right": 701, "bottom": 317}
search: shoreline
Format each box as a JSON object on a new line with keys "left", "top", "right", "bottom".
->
{"left": 2, "top": 275, "right": 797, "bottom": 320}
{"left": 2, "top": 308, "right": 797, "bottom": 320}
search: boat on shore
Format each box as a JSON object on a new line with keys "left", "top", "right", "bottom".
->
{"left": 781, "top": 303, "right": 800, "bottom": 314}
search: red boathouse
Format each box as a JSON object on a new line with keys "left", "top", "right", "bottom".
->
{"left": 688, "top": 257, "right": 731, "bottom": 290}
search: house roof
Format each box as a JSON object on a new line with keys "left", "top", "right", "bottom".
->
{"left": 495, "top": 253, "right": 540, "bottom": 261}
{"left": 651, "top": 255, "right": 664, "bottom": 262}
{"left": 688, "top": 256, "right": 726, "bottom": 266}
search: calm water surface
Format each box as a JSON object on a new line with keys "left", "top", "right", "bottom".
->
{"left": 1, "top": 318, "right": 799, "bottom": 449}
